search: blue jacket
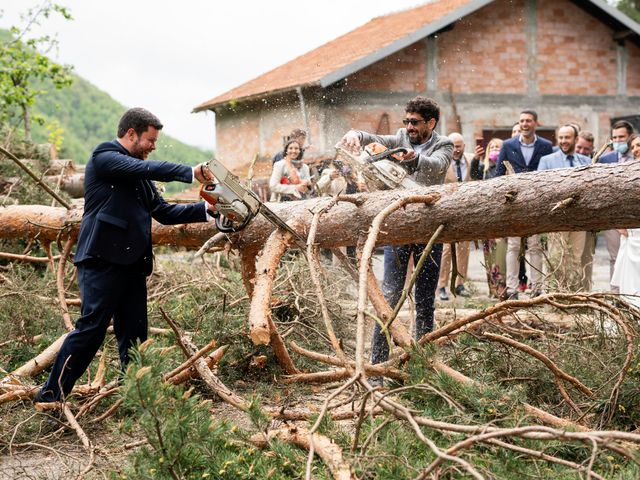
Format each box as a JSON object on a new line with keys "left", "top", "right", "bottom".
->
{"left": 496, "top": 135, "right": 554, "bottom": 176}
{"left": 599, "top": 151, "right": 620, "bottom": 164}
{"left": 537, "top": 150, "right": 591, "bottom": 170}
{"left": 74, "top": 140, "right": 207, "bottom": 272}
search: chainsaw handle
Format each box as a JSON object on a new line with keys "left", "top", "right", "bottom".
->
{"left": 215, "top": 210, "right": 256, "bottom": 234}
{"left": 367, "top": 147, "right": 409, "bottom": 163}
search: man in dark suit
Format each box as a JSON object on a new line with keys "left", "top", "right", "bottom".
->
{"left": 496, "top": 109, "right": 553, "bottom": 299}
{"left": 35, "top": 108, "right": 214, "bottom": 402}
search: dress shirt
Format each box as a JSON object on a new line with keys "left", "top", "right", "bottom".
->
{"left": 453, "top": 158, "right": 467, "bottom": 181}
{"left": 519, "top": 134, "right": 538, "bottom": 165}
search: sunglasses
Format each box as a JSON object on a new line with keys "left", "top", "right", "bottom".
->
{"left": 402, "top": 119, "right": 427, "bottom": 126}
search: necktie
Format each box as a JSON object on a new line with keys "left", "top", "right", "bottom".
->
{"left": 567, "top": 155, "right": 574, "bottom": 167}
{"left": 455, "top": 160, "right": 462, "bottom": 182}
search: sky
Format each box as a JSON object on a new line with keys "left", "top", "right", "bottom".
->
{"left": 0, "top": 0, "right": 425, "bottom": 150}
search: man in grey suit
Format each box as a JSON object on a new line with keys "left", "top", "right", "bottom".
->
{"left": 538, "top": 125, "right": 590, "bottom": 291}
{"left": 341, "top": 96, "right": 453, "bottom": 379}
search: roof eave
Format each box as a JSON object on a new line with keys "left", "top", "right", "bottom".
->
{"left": 192, "top": 82, "right": 321, "bottom": 113}
{"left": 319, "top": 0, "right": 640, "bottom": 88}
{"left": 195, "top": 0, "right": 640, "bottom": 110}
{"left": 587, "top": 0, "right": 640, "bottom": 36}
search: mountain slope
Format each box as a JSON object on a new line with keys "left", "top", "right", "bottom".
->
{"left": 31, "top": 74, "right": 212, "bottom": 166}
{"left": 0, "top": 27, "right": 212, "bottom": 167}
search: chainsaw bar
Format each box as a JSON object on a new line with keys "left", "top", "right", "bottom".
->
{"left": 206, "top": 159, "right": 307, "bottom": 248}
{"left": 259, "top": 204, "right": 307, "bottom": 249}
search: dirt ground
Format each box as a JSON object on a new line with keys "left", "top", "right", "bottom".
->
{"left": 0, "top": 236, "right": 614, "bottom": 479}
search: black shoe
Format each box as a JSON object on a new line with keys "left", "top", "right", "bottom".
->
{"left": 455, "top": 285, "right": 470, "bottom": 297}
{"left": 33, "top": 388, "right": 57, "bottom": 404}
{"left": 438, "top": 287, "right": 449, "bottom": 301}
{"left": 500, "top": 289, "right": 518, "bottom": 301}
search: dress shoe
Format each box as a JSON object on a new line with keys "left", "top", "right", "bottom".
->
{"left": 500, "top": 289, "right": 518, "bottom": 301}
{"left": 455, "top": 285, "right": 470, "bottom": 297}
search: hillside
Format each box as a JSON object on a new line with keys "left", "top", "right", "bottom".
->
{"left": 31, "top": 74, "right": 212, "bottom": 167}
{"left": 0, "top": 28, "right": 211, "bottom": 168}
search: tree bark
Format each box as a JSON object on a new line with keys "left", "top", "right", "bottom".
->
{"left": 1, "top": 163, "right": 640, "bottom": 248}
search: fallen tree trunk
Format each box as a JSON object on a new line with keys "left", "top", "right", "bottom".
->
{"left": 44, "top": 173, "right": 84, "bottom": 198}
{"left": 1, "top": 162, "right": 640, "bottom": 249}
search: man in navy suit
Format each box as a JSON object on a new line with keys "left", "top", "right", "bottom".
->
{"left": 496, "top": 109, "right": 553, "bottom": 299}
{"left": 35, "top": 108, "right": 214, "bottom": 402}
{"left": 597, "top": 120, "right": 635, "bottom": 291}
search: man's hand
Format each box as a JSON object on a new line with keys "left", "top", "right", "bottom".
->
{"left": 341, "top": 130, "right": 362, "bottom": 152}
{"left": 204, "top": 201, "right": 216, "bottom": 221}
{"left": 397, "top": 150, "right": 416, "bottom": 162}
{"left": 194, "top": 162, "right": 215, "bottom": 184}
{"left": 296, "top": 182, "right": 310, "bottom": 193}
{"left": 474, "top": 144, "right": 485, "bottom": 159}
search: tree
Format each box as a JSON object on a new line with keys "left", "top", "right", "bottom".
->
{"left": 616, "top": 0, "right": 640, "bottom": 22}
{"left": 0, "top": 2, "right": 73, "bottom": 140}
{"left": 1, "top": 161, "right": 639, "bottom": 250}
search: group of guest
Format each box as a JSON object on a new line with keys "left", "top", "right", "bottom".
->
{"left": 436, "top": 111, "right": 640, "bottom": 303}
{"left": 269, "top": 113, "right": 640, "bottom": 307}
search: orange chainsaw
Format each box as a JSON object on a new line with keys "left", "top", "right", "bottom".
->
{"left": 199, "top": 159, "right": 306, "bottom": 247}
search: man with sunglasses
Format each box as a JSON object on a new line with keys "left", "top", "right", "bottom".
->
{"left": 341, "top": 96, "right": 453, "bottom": 381}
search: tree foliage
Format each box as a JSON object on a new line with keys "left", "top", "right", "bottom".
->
{"left": 0, "top": 3, "right": 73, "bottom": 139}
{"left": 616, "top": 0, "right": 640, "bottom": 22}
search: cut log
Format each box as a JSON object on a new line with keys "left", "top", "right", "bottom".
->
{"left": 250, "top": 427, "right": 355, "bottom": 480}
{"left": 44, "top": 173, "right": 84, "bottom": 198}
{"left": 248, "top": 229, "right": 293, "bottom": 345}
{"left": 2, "top": 163, "right": 640, "bottom": 250}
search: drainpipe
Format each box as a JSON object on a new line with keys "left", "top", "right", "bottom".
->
{"left": 296, "top": 86, "right": 311, "bottom": 145}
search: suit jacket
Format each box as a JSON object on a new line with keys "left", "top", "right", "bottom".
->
{"left": 598, "top": 151, "right": 634, "bottom": 164}
{"left": 357, "top": 129, "right": 453, "bottom": 186}
{"left": 74, "top": 140, "right": 207, "bottom": 272}
{"left": 444, "top": 152, "right": 474, "bottom": 183}
{"left": 496, "top": 135, "right": 554, "bottom": 176}
{"left": 537, "top": 150, "right": 590, "bottom": 170}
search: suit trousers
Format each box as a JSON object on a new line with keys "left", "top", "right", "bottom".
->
{"left": 437, "top": 241, "right": 470, "bottom": 290}
{"left": 38, "top": 259, "right": 148, "bottom": 402}
{"left": 371, "top": 243, "right": 442, "bottom": 364}
{"left": 506, "top": 235, "right": 543, "bottom": 291}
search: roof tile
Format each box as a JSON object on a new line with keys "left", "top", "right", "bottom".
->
{"left": 194, "top": 0, "right": 475, "bottom": 111}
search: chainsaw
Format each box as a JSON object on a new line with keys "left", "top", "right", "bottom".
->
{"left": 199, "top": 159, "right": 307, "bottom": 247}
{"left": 334, "top": 143, "right": 422, "bottom": 191}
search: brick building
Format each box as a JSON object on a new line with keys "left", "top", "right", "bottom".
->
{"left": 194, "top": 0, "right": 640, "bottom": 175}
